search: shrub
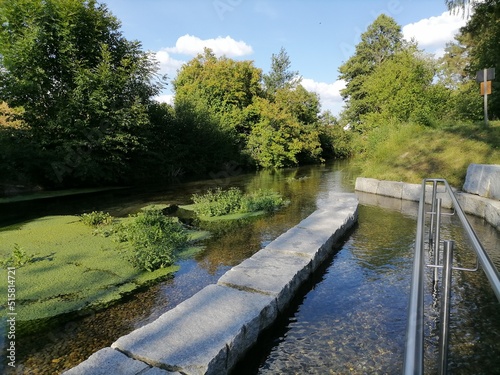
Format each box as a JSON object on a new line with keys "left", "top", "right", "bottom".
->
{"left": 116, "top": 209, "right": 188, "bottom": 271}
{"left": 191, "top": 187, "right": 243, "bottom": 217}
{"left": 191, "top": 187, "right": 286, "bottom": 217}
{"left": 240, "top": 189, "right": 287, "bottom": 212}
{"left": 80, "top": 211, "right": 113, "bottom": 227}
{"left": 0, "top": 243, "right": 36, "bottom": 268}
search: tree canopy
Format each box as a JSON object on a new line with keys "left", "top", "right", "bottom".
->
{"left": 338, "top": 14, "right": 404, "bottom": 126}
{"left": 0, "top": 0, "right": 163, "bottom": 185}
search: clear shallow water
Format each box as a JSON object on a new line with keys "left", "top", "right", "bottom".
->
{"left": 233, "top": 200, "right": 500, "bottom": 375}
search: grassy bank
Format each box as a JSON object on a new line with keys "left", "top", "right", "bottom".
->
{"left": 353, "top": 121, "right": 500, "bottom": 187}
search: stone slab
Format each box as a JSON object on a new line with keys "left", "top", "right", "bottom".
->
{"left": 62, "top": 347, "right": 150, "bottom": 375}
{"left": 217, "top": 249, "right": 312, "bottom": 311}
{"left": 112, "top": 284, "right": 277, "bottom": 375}
{"left": 463, "top": 164, "right": 500, "bottom": 200}
{"left": 377, "top": 180, "right": 403, "bottom": 199}
{"left": 265, "top": 195, "right": 358, "bottom": 270}
{"left": 354, "top": 177, "right": 379, "bottom": 194}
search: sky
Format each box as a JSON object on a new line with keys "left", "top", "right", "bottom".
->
{"left": 102, "top": 0, "right": 469, "bottom": 116}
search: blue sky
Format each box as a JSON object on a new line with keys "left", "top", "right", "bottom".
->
{"left": 103, "top": 0, "right": 468, "bottom": 115}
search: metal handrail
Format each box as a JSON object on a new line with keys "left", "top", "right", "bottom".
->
{"left": 403, "top": 178, "right": 500, "bottom": 375}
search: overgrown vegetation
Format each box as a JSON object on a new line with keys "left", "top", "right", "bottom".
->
{"left": 191, "top": 187, "right": 286, "bottom": 217}
{"left": 113, "top": 209, "right": 189, "bottom": 271}
{"left": 80, "top": 211, "right": 113, "bottom": 227}
{"left": 352, "top": 121, "right": 500, "bottom": 187}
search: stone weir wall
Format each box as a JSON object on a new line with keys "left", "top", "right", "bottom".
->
{"left": 64, "top": 193, "right": 359, "bottom": 375}
{"left": 354, "top": 164, "right": 500, "bottom": 231}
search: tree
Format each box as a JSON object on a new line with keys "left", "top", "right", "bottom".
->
{"left": 458, "top": 0, "right": 500, "bottom": 119}
{"left": 361, "top": 47, "right": 450, "bottom": 127}
{"left": 263, "top": 47, "right": 300, "bottom": 96}
{"left": 0, "top": 0, "right": 163, "bottom": 186}
{"left": 245, "top": 96, "right": 322, "bottom": 168}
{"left": 338, "top": 14, "right": 404, "bottom": 127}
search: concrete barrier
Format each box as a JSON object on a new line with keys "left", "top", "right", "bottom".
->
{"left": 463, "top": 164, "right": 500, "bottom": 200}
{"left": 355, "top": 176, "right": 500, "bottom": 231}
{"left": 63, "top": 193, "right": 358, "bottom": 375}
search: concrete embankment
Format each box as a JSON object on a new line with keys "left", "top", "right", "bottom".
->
{"left": 63, "top": 193, "right": 358, "bottom": 375}
{"left": 355, "top": 163, "right": 500, "bottom": 231}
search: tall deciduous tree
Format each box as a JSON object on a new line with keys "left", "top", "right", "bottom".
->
{"left": 338, "top": 14, "right": 404, "bottom": 127}
{"left": 361, "top": 47, "right": 450, "bottom": 127}
{"left": 173, "top": 48, "right": 262, "bottom": 135}
{"left": 0, "top": 0, "right": 163, "bottom": 185}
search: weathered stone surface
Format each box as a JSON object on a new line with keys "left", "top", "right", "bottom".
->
{"left": 218, "top": 249, "right": 312, "bottom": 311}
{"left": 463, "top": 164, "right": 500, "bottom": 200}
{"left": 354, "top": 177, "right": 379, "bottom": 195}
{"left": 142, "top": 367, "right": 182, "bottom": 375}
{"left": 377, "top": 180, "right": 403, "bottom": 199}
{"left": 62, "top": 348, "right": 149, "bottom": 375}
{"left": 112, "top": 284, "right": 277, "bottom": 375}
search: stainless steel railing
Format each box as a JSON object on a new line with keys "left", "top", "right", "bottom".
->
{"left": 403, "top": 178, "right": 500, "bottom": 375}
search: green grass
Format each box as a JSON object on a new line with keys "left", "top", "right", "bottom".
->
{"left": 354, "top": 121, "right": 500, "bottom": 187}
{"left": 0, "top": 212, "right": 204, "bottom": 332}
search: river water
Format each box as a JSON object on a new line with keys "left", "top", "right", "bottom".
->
{"left": 1, "top": 161, "right": 499, "bottom": 374}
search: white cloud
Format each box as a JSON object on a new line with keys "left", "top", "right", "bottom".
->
{"left": 301, "top": 78, "right": 346, "bottom": 115}
{"left": 155, "top": 50, "right": 185, "bottom": 77}
{"left": 402, "top": 11, "right": 467, "bottom": 56}
{"left": 165, "top": 34, "right": 253, "bottom": 58}
{"left": 154, "top": 94, "right": 174, "bottom": 105}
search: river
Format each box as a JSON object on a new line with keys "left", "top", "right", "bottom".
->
{"left": 1, "top": 161, "right": 499, "bottom": 374}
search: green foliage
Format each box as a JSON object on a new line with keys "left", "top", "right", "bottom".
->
{"left": 339, "top": 14, "right": 404, "bottom": 126}
{"left": 192, "top": 187, "right": 244, "bottom": 217}
{"left": 360, "top": 47, "right": 451, "bottom": 128}
{"left": 355, "top": 121, "right": 500, "bottom": 186}
{"left": 240, "top": 189, "right": 287, "bottom": 213}
{"left": 0, "top": 215, "right": 179, "bottom": 327}
{"left": 0, "top": 243, "right": 36, "bottom": 268}
{"left": 80, "top": 211, "right": 113, "bottom": 227}
{"left": 0, "top": 0, "right": 164, "bottom": 186}
{"left": 263, "top": 47, "right": 300, "bottom": 96}
{"left": 191, "top": 187, "right": 286, "bottom": 217}
{"left": 115, "top": 209, "right": 189, "bottom": 271}
{"left": 245, "top": 95, "right": 322, "bottom": 168}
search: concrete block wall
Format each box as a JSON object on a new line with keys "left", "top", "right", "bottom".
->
{"left": 463, "top": 164, "right": 500, "bottom": 200}
{"left": 355, "top": 172, "right": 500, "bottom": 231}
{"left": 63, "top": 193, "right": 358, "bottom": 375}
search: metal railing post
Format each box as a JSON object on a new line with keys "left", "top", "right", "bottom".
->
{"left": 433, "top": 198, "right": 442, "bottom": 284}
{"left": 438, "top": 240, "right": 454, "bottom": 375}
{"left": 403, "top": 180, "right": 426, "bottom": 375}
{"left": 429, "top": 180, "right": 438, "bottom": 245}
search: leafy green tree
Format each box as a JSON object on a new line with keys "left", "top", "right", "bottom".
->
{"left": 361, "top": 47, "right": 449, "bottom": 127}
{"left": 0, "top": 0, "right": 163, "bottom": 186}
{"left": 338, "top": 14, "right": 404, "bottom": 128}
{"left": 459, "top": 0, "right": 500, "bottom": 119}
{"left": 263, "top": 47, "right": 300, "bottom": 96}
{"left": 438, "top": 34, "right": 483, "bottom": 121}
{"left": 245, "top": 96, "right": 322, "bottom": 168}
{"left": 173, "top": 48, "right": 262, "bottom": 135}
